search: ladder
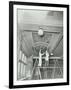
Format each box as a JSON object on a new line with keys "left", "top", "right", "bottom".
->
{"left": 30, "top": 58, "right": 42, "bottom": 80}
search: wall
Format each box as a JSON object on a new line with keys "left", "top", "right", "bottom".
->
{"left": 18, "top": 9, "right": 63, "bottom": 30}
{"left": 0, "top": 0, "right": 70, "bottom": 90}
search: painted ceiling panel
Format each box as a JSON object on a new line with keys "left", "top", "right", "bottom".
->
{"left": 53, "top": 39, "right": 63, "bottom": 56}
{"left": 20, "top": 31, "right": 63, "bottom": 57}
{"left": 49, "top": 32, "right": 63, "bottom": 53}
{"left": 21, "top": 31, "right": 33, "bottom": 57}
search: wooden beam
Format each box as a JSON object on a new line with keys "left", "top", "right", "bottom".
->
{"left": 23, "top": 29, "right": 62, "bottom": 33}
{"left": 33, "top": 56, "right": 63, "bottom": 60}
{"left": 20, "top": 24, "right": 63, "bottom": 32}
{"left": 36, "top": 67, "right": 63, "bottom": 69}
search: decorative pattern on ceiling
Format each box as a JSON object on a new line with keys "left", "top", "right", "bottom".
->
{"left": 32, "top": 32, "right": 52, "bottom": 43}
{"left": 20, "top": 30, "right": 63, "bottom": 57}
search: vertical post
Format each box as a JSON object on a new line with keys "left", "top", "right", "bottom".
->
{"left": 38, "top": 67, "right": 42, "bottom": 79}
{"left": 52, "top": 59, "right": 57, "bottom": 79}
{"left": 19, "top": 50, "right": 22, "bottom": 79}
{"left": 38, "top": 49, "right": 42, "bottom": 67}
{"left": 21, "top": 53, "right": 25, "bottom": 78}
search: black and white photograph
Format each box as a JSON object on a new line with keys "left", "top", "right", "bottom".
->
{"left": 17, "top": 8, "right": 63, "bottom": 81}
{"left": 9, "top": 1, "right": 69, "bottom": 88}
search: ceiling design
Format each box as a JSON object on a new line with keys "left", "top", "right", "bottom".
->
{"left": 18, "top": 9, "right": 63, "bottom": 58}
{"left": 20, "top": 30, "right": 63, "bottom": 57}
